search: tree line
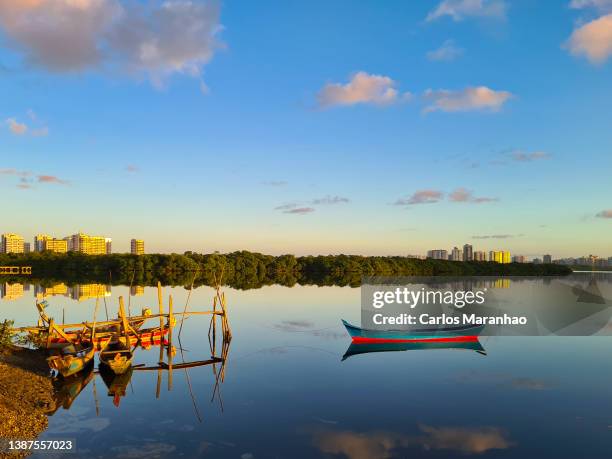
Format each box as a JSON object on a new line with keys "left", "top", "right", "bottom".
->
{"left": 0, "top": 250, "right": 572, "bottom": 290}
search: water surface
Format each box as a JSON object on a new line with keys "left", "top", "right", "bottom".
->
{"left": 2, "top": 273, "right": 612, "bottom": 458}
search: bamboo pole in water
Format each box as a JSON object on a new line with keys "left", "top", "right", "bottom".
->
{"left": 157, "top": 282, "right": 164, "bottom": 332}
{"left": 179, "top": 272, "right": 197, "bottom": 337}
{"left": 167, "top": 295, "right": 173, "bottom": 391}
{"left": 118, "top": 297, "right": 129, "bottom": 346}
{"left": 156, "top": 282, "right": 164, "bottom": 398}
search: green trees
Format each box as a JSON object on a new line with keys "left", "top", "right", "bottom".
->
{"left": 0, "top": 251, "right": 571, "bottom": 289}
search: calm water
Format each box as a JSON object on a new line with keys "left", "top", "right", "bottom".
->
{"left": 2, "top": 273, "right": 612, "bottom": 458}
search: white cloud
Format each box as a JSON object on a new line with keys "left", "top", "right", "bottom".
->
{"left": 5, "top": 112, "right": 49, "bottom": 136}
{"left": 311, "top": 195, "right": 350, "bottom": 205}
{"left": 511, "top": 150, "right": 550, "bottom": 162}
{"left": 596, "top": 209, "right": 612, "bottom": 218}
{"left": 448, "top": 187, "right": 497, "bottom": 203}
{"left": 107, "top": 1, "right": 222, "bottom": 87}
{"left": 424, "top": 86, "right": 512, "bottom": 112}
{"left": 6, "top": 118, "right": 27, "bottom": 135}
{"left": 426, "top": 0, "right": 506, "bottom": 22}
{"left": 394, "top": 190, "right": 444, "bottom": 205}
{"left": 0, "top": 0, "right": 222, "bottom": 88}
{"left": 0, "top": 0, "right": 120, "bottom": 71}
{"left": 427, "top": 40, "right": 464, "bottom": 61}
{"left": 570, "top": 0, "right": 612, "bottom": 12}
{"left": 566, "top": 14, "right": 612, "bottom": 63}
{"left": 317, "top": 72, "right": 410, "bottom": 108}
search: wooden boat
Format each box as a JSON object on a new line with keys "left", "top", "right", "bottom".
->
{"left": 341, "top": 319, "right": 484, "bottom": 343}
{"left": 47, "top": 341, "right": 96, "bottom": 378}
{"left": 47, "top": 299, "right": 99, "bottom": 378}
{"left": 99, "top": 301, "right": 134, "bottom": 375}
{"left": 48, "top": 325, "right": 169, "bottom": 350}
{"left": 35, "top": 301, "right": 152, "bottom": 347}
{"left": 99, "top": 340, "right": 133, "bottom": 375}
{"left": 342, "top": 340, "right": 486, "bottom": 361}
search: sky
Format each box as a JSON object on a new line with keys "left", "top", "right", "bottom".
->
{"left": 0, "top": 0, "right": 611, "bottom": 258}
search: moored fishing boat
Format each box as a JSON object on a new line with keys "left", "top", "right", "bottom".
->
{"left": 99, "top": 340, "right": 134, "bottom": 375}
{"left": 48, "top": 325, "right": 169, "bottom": 350}
{"left": 341, "top": 319, "right": 484, "bottom": 343}
{"left": 47, "top": 341, "right": 96, "bottom": 378}
{"left": 35, "top": 301, "right": 152, "bottom": 347}
{"left": 47, "top": 298, "right": 100, "bottom": 378}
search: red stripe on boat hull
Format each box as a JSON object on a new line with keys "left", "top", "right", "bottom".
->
{"left": 352, "top": 336, "right": 478, "bottom": 343}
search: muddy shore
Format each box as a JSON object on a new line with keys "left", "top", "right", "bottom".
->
{"left": 0, "top": 346, "right": 54, "bottom": 458}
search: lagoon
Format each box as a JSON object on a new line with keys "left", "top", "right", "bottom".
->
{"left": 1, "top": 273, "right": 612, "bottom": 458}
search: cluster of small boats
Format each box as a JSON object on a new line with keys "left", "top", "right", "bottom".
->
{"left": 45, "top": 300, "right": 149, "bottom": 379}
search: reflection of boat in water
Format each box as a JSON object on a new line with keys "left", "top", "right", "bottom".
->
{"left": 46, "top": 361, "right": 95, "bottom": 414}
{"left": 100, "top": 364, "right": 133, "bottom": 407}
{"left": 342, "top": 340, "right": 486, "bottom": 361}
{"left": 342, "top": 319, "right": 484, "bottom": 343}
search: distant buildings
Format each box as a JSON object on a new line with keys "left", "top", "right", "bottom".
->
{"left": 131, "top": 239, "right": 144, "bottom": 255}
{"left": 488, "top": 251, "right": 511, "bottom": 264}
{"left": 35, "top": 234, "right": 68, "bottom": 253}
{"left": 512, "top": 255, "right": 526, "bottom": 263}
{"left": 2, "top": 231, "right": 137, "bottom": 255}
{"left": 34, "top": 234, "right": 48, "bottom": 252}
{"left": 1, "top": 233, "right": 24, "bottom": 254}
{"left": 554, "top": 255, "right": 609, "bottom": 266}
{"left": 473, "top": 251, "right": 486, "bottom": 261}
{"left": 428, "top": 245, "right": 512, "bottom": 263}
{"left": 68, "top": 233, "right": 111, "bottom": 255}
{"left": 450, "top": 246, "right": 463, "bottom": 261}
{"left": 427, "top": 249, "right": 448, "bottom": 260}
{"left": 463, "top": 244, "right": 473, "bottom": 261}
{"left": 543, "top": 254, "right": 552, "bottom": 264}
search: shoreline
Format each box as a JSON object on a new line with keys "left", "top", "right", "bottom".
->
{"left": 0, "top": 346, "right": 54, "bottom": 458}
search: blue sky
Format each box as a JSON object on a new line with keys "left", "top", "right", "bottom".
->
{"left": 0, "top": 0, "right": 611, "bottom": 257}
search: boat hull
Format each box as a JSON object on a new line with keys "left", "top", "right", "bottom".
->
{"left": 99, "top": 342, "right": 133, "bottom": 375}
{"left": 47, "top": 345, "right": 95, "bottom": 378}
{"left": 341, "top": 319, "right": 484, "bottom": 343}
{"left": 48, "top": 327, "right": 169, "bottom": 350}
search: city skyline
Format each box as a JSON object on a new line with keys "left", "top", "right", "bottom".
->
{"left": 0, "top": 1, "right": 611, "bottom": 256}
{"left": 2, "top": 229, "right": 611, "bottom": 265}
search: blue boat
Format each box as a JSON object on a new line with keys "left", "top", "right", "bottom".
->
{"left": 341, "top": 319, "right": 484, "bottom": 343}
